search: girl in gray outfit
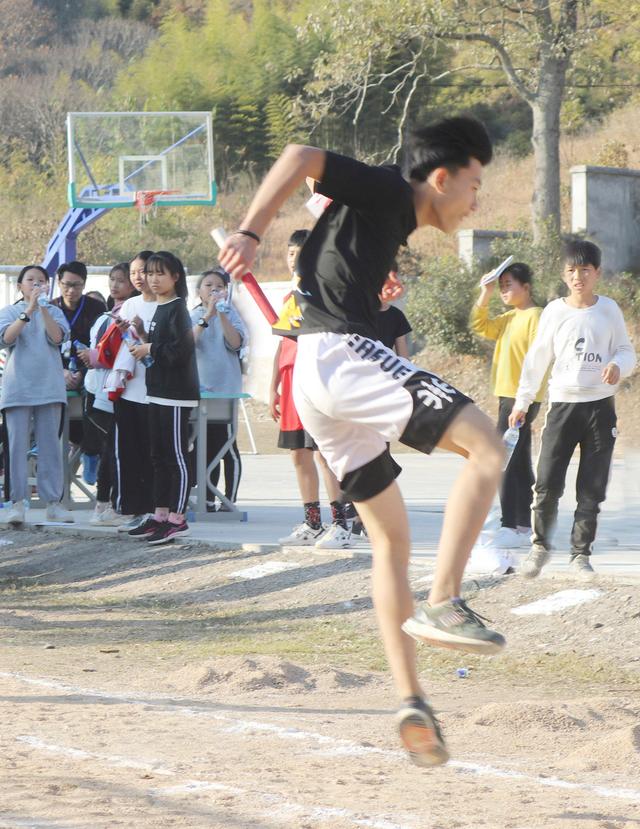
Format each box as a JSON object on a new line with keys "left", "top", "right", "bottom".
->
{"left": 191, "top": 267, "right": 246, "bottom": 509}
{"left": 0, "top": 266, "right": 72, "bottom": 525}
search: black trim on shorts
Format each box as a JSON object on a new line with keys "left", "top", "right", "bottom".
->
{"left": 278, "top": 428, "right": 317, "bottom": 450}
{"left": 341, "top": 448, "right": 402, "bottom": 502}
{"left": 399, "top": 371, "right": 473, "bottom": 454}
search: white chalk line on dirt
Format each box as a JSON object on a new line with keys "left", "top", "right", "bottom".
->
{"left": 4, "top": 671, "right": 640, "bottom": 805}
{"left": 511, "top": 589, "right": 603, "bottom": 616}
{"left": 0, "top": 816, "right": 75, "bottom": 829}
{"left": 16, "top": 736, "right": 413, "bottom": 829}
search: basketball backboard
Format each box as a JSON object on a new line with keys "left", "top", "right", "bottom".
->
{"left": 67, "top": 111, "right": 216, "bottom": 209}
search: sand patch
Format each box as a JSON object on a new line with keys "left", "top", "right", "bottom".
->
{"left": 170, "top": 656, "right": 377, "bottom": 696}
{"left": 557, "top": 724, "right": 640, "bottom": 773}
{"left": 472, "top": 701, "right": 587, "bottom": 733}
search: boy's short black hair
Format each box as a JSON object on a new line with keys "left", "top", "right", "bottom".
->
{"left": 407, "top": 116, "right": 493, "bottom": 182}
{"left": 563, "top": 239, "right": 601, "bottom": 270}
{"left": 503, "top": 262, "right": 532, "bottom": 286}
{"left": 56, "top": 260, "right": 87, "bottom": 281}
{"left": 288, "top": 229, "right": 311, "bottom": 248}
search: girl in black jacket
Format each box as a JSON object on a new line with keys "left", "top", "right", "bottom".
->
{"left": 128, "top": 251, "right": 199, "bottom": 545}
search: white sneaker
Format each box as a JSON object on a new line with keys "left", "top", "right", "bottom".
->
{"left": 90, "top": 502, "right": 110, "bottom": 525}
{"left": 117, "top": 514, "right": 147, "bottom": 533}
{"left": 519, "top": 544, "right": 551, "bottom": 578}
{"left": 96, "top": 507, "right": 132, "bottom": 527}
{"left": 315, "top": 523, "right": 352, "bottom": 549}
{"left": 484, "top": 526, "right": 526, "bottom": 549}
{"left": 6, "top": 501, "right": 25, "bottom": 527}
{"left": 45, "top": 503, "right": 75, "bottom": 523}
{"left": 570, "top": 554, "right": 596, "bottom": 580}
{"left": 278, "top": 522, "right": 326, "bottom": 546}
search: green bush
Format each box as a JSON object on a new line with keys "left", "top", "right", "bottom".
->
{"left": 405, "top": 253, "right": 484, "bottom": 355}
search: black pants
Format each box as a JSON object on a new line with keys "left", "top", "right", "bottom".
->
{"left": 86, "top": 404, "right": 116, "bottom": 506}
{"left": 497, "top": 397, "right": 540, "bottom": 529}
{"left": 148, "top": 403, "right": 192, "bottom": 514}
{"left": 532, "top": 398, "right": 616, "bottom": 559}
{"left": 205, "top": 423, "right": 242, "bottom": 502}
{"left": 113, "top": 398, "right": 154, "bottom": 516}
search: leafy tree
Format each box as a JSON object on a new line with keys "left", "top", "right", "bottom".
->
{"left": 302, "top": 1, "right": 639, "bottom": 242}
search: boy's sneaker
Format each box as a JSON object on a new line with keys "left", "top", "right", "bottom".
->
{"left": 6, "top": 501, "right": 25, "bottom": 527}
{"left": 278, "top": 522, "right": 326, "bottom": 546}
{"left": 147, "top": 521, "right": 190, "bottom": 546}
{"left": 519, "top": 543, "right": 551, "bottom": 579}
{"left": 570, "top": 554, "right": 596, "bottom": 579}
{"left": 315, "top": 523, "right": 352, "bottom": 549}
{"left": 484, "top": 526, "right": 526, "bottom": 549}
{"left": 128, "top": 517, "right": 164, "bottom": 539}
{"left": 402, "top": 598, "right": 506, "bottom": 655}
{"left": 118, "top": 514, "right": 147, "bottom": 533}
{"left": 45, "top": 503, "right": 75, "bottom": 523}
{"left": 396, "top": 697, "right": 449, "bottom": 768}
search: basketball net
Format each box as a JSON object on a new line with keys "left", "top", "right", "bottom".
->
{"left": 134, "top": 190, "right": 176, "bottom": 229}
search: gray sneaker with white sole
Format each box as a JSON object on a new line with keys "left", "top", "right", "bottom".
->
{"left": 402, "top": 598, "right": 506, "bottom": 654}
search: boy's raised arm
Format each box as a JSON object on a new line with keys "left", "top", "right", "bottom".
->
{"left": 219, "top": 145, "right": 326, "bottom": 280}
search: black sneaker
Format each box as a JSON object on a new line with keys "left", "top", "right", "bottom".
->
{"left": 147, "top": 521, "right": 190, "bottom": 546}
{"left": 402, "top": 598, "right": 506, "bottom": 654}
{"left": 396, "top": 697, "right": 449, "bottom": 767}
{"left": 128, "top": 517, "right": 163, "bottom": 539}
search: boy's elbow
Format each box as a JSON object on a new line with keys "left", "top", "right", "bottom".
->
{"left": 283, "top": 144, "right": 326, "bottom": 181}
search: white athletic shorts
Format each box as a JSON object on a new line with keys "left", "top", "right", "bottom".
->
{"left": 293, "top": 332, "right": 472, "bottom": 501}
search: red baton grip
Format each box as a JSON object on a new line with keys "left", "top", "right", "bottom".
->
{"left": 240, "top": 272, "right": 278, "bottom": 325}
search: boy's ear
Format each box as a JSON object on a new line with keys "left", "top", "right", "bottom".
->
{"left": 428, "top": 166, "right": 450, "bottom": 195}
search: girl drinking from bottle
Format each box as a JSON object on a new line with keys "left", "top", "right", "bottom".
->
{"left": 191, "top": 266, "right": 246, "bottom": 510}
{"left": 127, "top": 251, "right": 199, "bottom": 545}
{"left": 0, "top": 266, "right": 72, "bottom": 525}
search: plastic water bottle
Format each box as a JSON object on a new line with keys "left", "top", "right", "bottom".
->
{"left": 37, "top": 294, "right": 50, "bottom": 307}
{"left": 123, "top": 329, "right": 154, "bottom": 368}
{"left": 503, "top": 424, "right": 521, "bottom": 470}
{"left": 215, "top": 300, "right": 230, "bottom": 313}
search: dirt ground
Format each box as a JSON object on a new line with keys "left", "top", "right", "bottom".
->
{"left": 1, "top": 529, "right": 639, "bottom": 829}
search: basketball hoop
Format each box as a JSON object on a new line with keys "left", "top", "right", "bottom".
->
{"left": 134, "top": 189, "right": 177, "bottom": 216}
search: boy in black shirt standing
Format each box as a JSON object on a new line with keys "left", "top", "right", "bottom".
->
{"left": 220, "top": 117, "right": 506, "bottom": 767}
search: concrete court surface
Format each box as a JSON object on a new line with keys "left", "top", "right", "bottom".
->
{"left": 4, "top": 450, "right": 640, "bottom": 580}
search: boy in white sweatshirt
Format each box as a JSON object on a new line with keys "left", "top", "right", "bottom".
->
{"left": 509, "top": 240, "right": 636, "bottom": 577}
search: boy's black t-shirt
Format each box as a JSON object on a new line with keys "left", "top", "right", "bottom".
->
{"left": 272, "top": 151, "right": 417, "bottom": 340}
{"left": 377, "top": 305, "right": 412, "bottom": 350}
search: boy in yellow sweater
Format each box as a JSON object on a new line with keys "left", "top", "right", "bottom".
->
{"left": 470, "top": 263, "right": 543, "bottom": 549}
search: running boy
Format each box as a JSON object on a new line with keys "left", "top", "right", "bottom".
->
{"left": 470, "top": 263, "right": 543, "bottom": 549}
{"left": 220, "top": 117, "right": 506, "bottom": 767}
{"left": 510, "top": 240, "right": 636, "bottom": 578}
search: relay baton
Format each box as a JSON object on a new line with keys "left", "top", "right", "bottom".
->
{"left": 211, "top": 227, "right": 278, "bottom": 325}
